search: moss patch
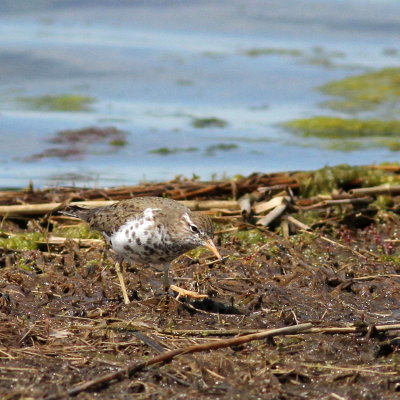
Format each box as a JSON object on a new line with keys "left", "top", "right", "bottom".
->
{"left": 297, "top": 164, "right": 400, "bottom": 197}
{"left": 0, "top": 231, "right": 44, "bottom": 250}
{"left": 191, "top": 117, "right": 228, "bottom": 129}
{"left": 235, "top": 229, "right": 266, "bottom": 245}
{"left": 53, "top": 224, "right": 102, "bottom": 240}
{"left": 17, "top": 94, "right": 95, "bottom": 112}
{"left": 319, "top": 67, "right": 400, "bottom": 113}
{"left": 284, "top": 116, "right": 400, "bottom": 140}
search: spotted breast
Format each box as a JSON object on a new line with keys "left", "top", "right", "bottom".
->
{"left": 104, "top": 207, "right": 174, "bottom": 264}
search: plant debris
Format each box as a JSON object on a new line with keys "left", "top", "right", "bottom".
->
{"left": 1, "top": 165, "right": 400, "bottom": 399}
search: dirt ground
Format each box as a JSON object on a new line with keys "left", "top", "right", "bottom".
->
{"left": 1, "top": 170, "right": 400, "bottom": 400}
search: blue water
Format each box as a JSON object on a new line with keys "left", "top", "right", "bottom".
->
{"left": 0, "top": 0, "right": 399, "bottom": 188}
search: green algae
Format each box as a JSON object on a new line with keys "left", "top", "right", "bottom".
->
{"left": 235, "top": 229, "right": 266, "bottom": 245}
{"left": 17, "top": 94, "right": 95, "bottom": 112}
{"left": 319, "top": 67, "right": 400, "bottom": 113}
{"left": 176, "top": 80, "right": 194, "bottom": 86}
{"left": 324, "top": 140, "right": 364, "bottom": 151}
{"left": 53, "top": 224, "right": 102, "bottom": 239}
{"left": 0, "top": 231, "right": 44, "bottom": 250}
{"left": 383, "top": 48, "right": 398, "bottom": 57}
{"left": 148, "top": 147, "right": 198, "bottom": 155}
{"left": 284, "top": 117, "right": 400, "bottom": 139}
{"left": 17, "top": 258, "right": 36, "bottom": 271}
{"left": 291, "top": 211, "right": 323, "bottom": 227}
{"left": 186, "top": 247, "right": 207, "bottom": 259}
{"left": 191, "top": 117, "right": 228, "bottom": 129}
{"left": 109, "top": 139, "right": 128, "bottom": 147}
{"left": 242, "top": 48, "right": 302, "bottom": 57}
{"left": 373, "top": 138, "right": 400, "bottom": 152}
{"left": 371, "top": 195, "right": 394, "bottom": 210}
{"left": 205, "top": 143, "right": 238, "bottom": 155}
{"left": 298, "top": 164, "right": 400, "bottom": 197}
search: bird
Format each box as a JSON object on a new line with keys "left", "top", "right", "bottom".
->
{"left": 59, "top": 196, "right": 221, "bottom": 304}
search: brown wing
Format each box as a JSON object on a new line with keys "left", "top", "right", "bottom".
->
{"left": 84, "top": 197, "right": 189, "bottom": 235}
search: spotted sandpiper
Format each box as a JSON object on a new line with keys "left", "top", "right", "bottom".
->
{"left": 59, "top": 197, "right": 221, "bottom": 304}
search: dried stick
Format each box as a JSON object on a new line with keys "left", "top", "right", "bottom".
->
{"left": 44, "top": 323, "right": 312, "bottom": 400}
{"left": 238, "top": 195, "right": 252, "bottom": 215}
{"left": 115, "top": 262, "right": 130, "bottom": 305}
{"left": 309, "top": 323, "right": 400, "bottom": 334}
{"left": 257, "top": 204, "right": 287, "bottom": 226}
{"left": 39, "top": 236, "right": 104, "bottom": 247}
{"left": 253, "top": 196, "right": 289, "bottom": 214}
{"left": 0, "top": 200, "right": 239, "bottom": 216}
{"left": 157, "top": 322, "right": 400, "bottom": 337}
{"left": 286, "top": 216, "right": 311, "bottom": 231}
{"left": 349, "top": 185, "right": 400, "bottom": 197}
{"left": 298, "top": 196, "right": 373, "bottom": 210}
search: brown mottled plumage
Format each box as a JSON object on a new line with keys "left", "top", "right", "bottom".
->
{"left": 60, "top": 197, "right": 220, "bottom": 303}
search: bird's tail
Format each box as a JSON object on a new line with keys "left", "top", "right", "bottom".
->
{"left": 59, "top": 205, "right": 93, "bottom": 221}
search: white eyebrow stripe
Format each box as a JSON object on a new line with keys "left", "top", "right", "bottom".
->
{"left": 183, "top": 213, "right": 195, "bottom": 225}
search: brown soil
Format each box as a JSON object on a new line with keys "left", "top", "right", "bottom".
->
{"left": 1, "top": 172, "right": 400, "bottom": 400}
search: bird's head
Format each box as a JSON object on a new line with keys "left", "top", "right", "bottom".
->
{"left": 179, "top": 212, "right": 221, "bottom": 260}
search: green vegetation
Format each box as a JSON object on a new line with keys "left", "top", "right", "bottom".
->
{"left": 383, "top": 48, "right": 398, "bottom": 57}
{"left": 298, "top": 164, "right": 400, "bottom": 197}
{"left": 319, "top": 67, "right": 400, "bottom": 112}
{"left": 284, "top": 116, "right": 400, "bottom": 139}
{"left": 242, "top": 48, "right": 302, "bottom": 57}
{"left": 176, "top": 80, "right": 194, "bottom": 86}
{"left": 283, "top": 68, "right": 400, "bottom": 151}
{"left": 235, "top": 229, "right": 266, "bottom": 245}
{"left": 148, "top": 147, "right": 198, "bottom": 155}
{"left": 17, "top": 94, "right": 95, "bottom": 112}
{"left": 206, "top": 143, "right": 238, "bottom": 155}
{"left": 191, "top": 117, "right": 228, "bottom": 129}
{"left": 53, "top": 224, "right": 102, "bottom": 239}
{"left": 323, "top": 140, "right": 364, "bottom": 151}
{"left": 109, "top": 139, "right": 128, "bottom": 147}
{"left": 0, "top": 231, "right": 44, "bottom": 250}
{"left": 186, "top": 247, "right": 207, "bottom": 259}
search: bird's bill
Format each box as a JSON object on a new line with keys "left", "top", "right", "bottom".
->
{"left": 204, "top": 238, "right": 222, "bottom": 260}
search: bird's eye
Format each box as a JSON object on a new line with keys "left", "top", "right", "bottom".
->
{"left": 190, "top": 224, "right": 199, "bottom": 233}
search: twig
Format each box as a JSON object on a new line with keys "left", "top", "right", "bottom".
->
{"left": 257, "top": 204, "right": 287, "bottom": 226}
{"left": 286, "top": 216, "right": 312, "bottom": 231}
{"left": 238, "top": 195, "right": 252, "bottom": 216}
{"left": 308, "top": 323, "right": 400, "bottom": 334}
{"left": 349, "top": 185, "right": 400, "bottom": 197}
{"left": 253, "top": 196, "right": 289, "bottom": 214}
{"left": 158, "top": 323, "right": 400, "bottom": 337}
{"left": 298, "top": 196, "right": 373, "bottom": 210}
{"left": 39, "top": 236, "right": 104, "bottom": 247}
{"left": 132, "top": 331, "right": 166, "bottom": 353}
{"left": 0, "top": 200, "right": 239, "bottom": 216}
{"left": 352, "top": 274, "right": 400, "bottom": 281}
{"left": 44, "top": 323, "right": 312, "bottom": 399}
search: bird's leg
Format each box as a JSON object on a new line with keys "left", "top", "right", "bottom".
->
{"left": 164, "top": 263, "right": 208, "bottom": 299}
{"left": 115, "top": 261, "right": 130, "bottom": 305}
